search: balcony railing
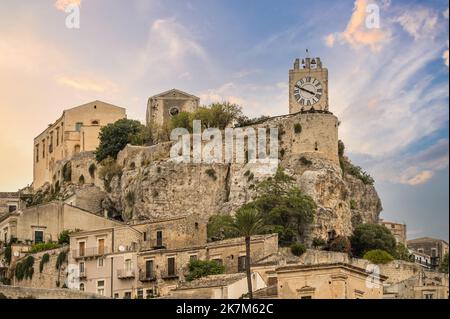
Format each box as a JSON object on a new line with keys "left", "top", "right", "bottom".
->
{"left": 161, "top": 272, "right": 178, "bottom": 280}
{"left": 117, "top": 269, "right": 135, "bottom": 279}
{"left": 72, "top": 247, "right": 109, "bottom": 259}
{"left": 79, "top": 270, "right": 87, "bottom": 279}
{"left": 139, "top": 271, "right": 156, "bottom": 282}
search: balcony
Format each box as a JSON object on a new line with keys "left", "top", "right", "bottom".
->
{"left": 72, "top": 247, "right": 109, "bottom": 259}
{"left": 139, "top": 271, "right": 157, "bottom": 282}
{"left": 117, "top": 269, "right": 135, "bottom": 279}
{"left": 79, "top": 270, "right": 87, "bottom": 279}
{"left": 161, "top": 272, "right": 178, "bottom": 280}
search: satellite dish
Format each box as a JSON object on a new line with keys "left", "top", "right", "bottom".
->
{"left": 118, "top": 245, "right": 125, "bottom": 252}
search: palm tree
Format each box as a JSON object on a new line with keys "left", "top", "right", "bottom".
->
{"left": 226, "top": 206, "right": 266, "bottom": 299}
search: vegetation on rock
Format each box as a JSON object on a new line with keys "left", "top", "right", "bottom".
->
{"left": 363, "top": 249, "right": 394, "bottom": 264}
{"left": 290, "top": 243, "right": 306, "bottom": 256}
{"left": 338, "top": 140, "right": 374, "bottom": 185}
{"left": 440, "top": 253, "right": 448, "bottom": 274}
{"left": 327, "top": 236, "right": 352, "bottom": 254}
{"left": 39, "top": 253, "right": 50, "bottom": 273}
{"left": 99, "top": 157, "right": 123, "bottom": 193}
{"left": 15, "top": 256, "right": 35, "bottom": 281}
{"left": 30, "top": 242, "right": 60, "bottom": 253}
{"left": 185, "top": 260, "right": 225, "bottom": 282}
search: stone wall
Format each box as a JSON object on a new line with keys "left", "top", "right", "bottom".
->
{"left": 0, "top": 284, "right": 107, "bottom": 299}
{"left": 12, "top": 247, "right": 69, "bottom": 289}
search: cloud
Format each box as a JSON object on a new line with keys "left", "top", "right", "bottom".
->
{"left": 324, "top": 0, "right": 391, "bottom": 52}
{"left": 55, "top": 0, "right": 81, "bottom": 11}
{"left": 56, "top": 75, "right": 118, "bottom": 93}
{"left": 394, "top": 7, "right": 439, "bottom": 40}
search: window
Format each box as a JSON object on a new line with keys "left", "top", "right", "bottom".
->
{"left": 79, "top": 262, "right": 85, "bottom": 274}
{"left": 35, "top": 145, "right": 39, "bottom": 162}
{"left": 34, "top": 230, "right": 44, "bottom": 244}
{"left": 97, "top": 280, "right": 105, "bottom": 296}
{"left": 98, "top": 238, "right": 105, "bottom": 255}
{"left": 145, "top": 289, "right": 154, "bottom": 299}
{"left": 167, "top": 257, "right": 176, "bottom": 276}
{"left": 137, "top": 289, "right": 144, "bottom": 299}
{"left": 74, "top": 144, "right": 81, "bottom": 154}
{"left": 424, "top": 293, "right": 433, "bottom": 299}
{"left": 156, "top": 230, "right": 163, "bottom": 247}
{"left": 145, "top": 260, "right": 154, "bottom": 279}
{"left": 431, "top": 248, "right": 437, "bottom": 257}
{"left": 98, "top": 258, "right": 104, "bottom": 267}
{"left": 143, "top": 231, "right": 147, "bottom": 241}
{"left": 301, "top": 296, "right": 312, "bottom": 299}
{"left": 56, "top": 128, "right": 60, "bottom": 146}
{"left": 238, "top": 256, "right": 247, "bottom": 272}
{"left": 79, "top": 283, "right": 85, "bottom": 291}
{"left": 91, "top": 120, "right": 99, "bottom": 125}
{"left": 8, "top": 205, "right": 17, "bottom": 213}
{"left": 189, "top": 255, "right": 198, "bottom": 262}
{"left": 114, "top": 293, "right": 119, "bottom": 299}
{"left": 42, "top": 141, "right": 45, "bottom": 158}
{"left": 124, "top": 259, "right": 132, "bottom": 271}
{"left": 123, "top": 291, "right": 132, "bottom": 299}
{"left": 79, "top": 241, "right": 86, "bottom": 257}
{"left": 75, "top": 122, "right": 83, "bottom": 132}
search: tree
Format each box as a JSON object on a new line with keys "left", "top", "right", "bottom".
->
{"left": 394, "top": 243, "right": 412, "bottom": 261}
{"left": 328, "top": 236, "right": 352, "bottom": 254}
{"left": 185, "top": 260, "right": 225, "bottom": 282}
{"left": 350, "top": 223, "right": 397, "bottom": 257}
{"left": 226, "top": 207, "right": 266, "bottom": 299}
{"left": 95, "top": 119, "right": 149, "bottom": 162}
{"left": 207, "top": 214, "right": 239, "bottom": 241}
{"left": 440, "top": 253, "right": 449, "bottom": 274}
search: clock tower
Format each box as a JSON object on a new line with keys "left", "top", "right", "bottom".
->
{"left": 289, "top": 53, "right": 329, "bottom": 113}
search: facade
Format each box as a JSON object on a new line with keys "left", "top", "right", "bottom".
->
{"left": 167, "top": 273, "right": 267, "bottom": 299}
{"left": 276, "top": 263, "right": 386, "bottom": 299}
{"left": 384, "top": 271, "right": 449, "bottom": 299}
{"left": 379, "top": 219, "right": 407, "bottom": 245}
{"left": 146, "top": 89, "right": 200, "bottom": 128}
{"left": 0, "top": 201, "right": 122, "bottom": 245}
{"left": 289, "top": 55, "right": 329, "bottom": 113}
{"left": 0, "top": 192, "right": 24, "bottom": 215}
{"left": 407, "top": 237, "right": 449, "bottom": 269}
{"left": 33, "top": 101, "right": 126, "bottom": 189}
{"left": 68, "top": 215, "right": 277, "bottom": 298}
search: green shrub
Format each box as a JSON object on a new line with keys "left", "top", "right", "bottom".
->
{"left": 350, "top": 199, "right": 357, "bottom": 210}
{"left": 328, "top": 236, "right": 351, "bottom": 254}
{"left": 395, "top": 243, "right": 412, "bottom": 261}
{"left": 4, "top": 246, "right": 12, "bottom": 265}
{"left": 350, "top": 223, "right": 397, "bottom": 257}
{"left": 15, "top": 256, "right": 35, "bottom": 281}
{"left": 294, "top": 123, "right": 302, "bottom": 134}
{"left": 312, "top": 237, "right": 326, "bottom": 248}
{"left": 290, "top": 243, "right": 306, "bottom": 256}
{"left": 205, "top": 168, "right": 217, "bottom": 181}
{"left": 56, "top": 251, "right": 67, "bottom": 270}
{"left": 39, "top": 253, "right": 50, "bottom": 273}
{"left": 30, "top": 242, "right": 60, "bottom": 253}
{"left": 363, "top": 249, "right": 394, "bottom": 264}
{"left": 439, "top": 253, "right": 449, "bottom": 274}
{"left": 185, "top": 260, "right": 225, "bottom": 282}
{"left": 57, "top": 230, "right": 73, "bottom": 245}
{"left": 88, "top": 163, "right": 96, "bottom": 178}
{"left": 207, "top": 215, "right": 239, "bottom": 241}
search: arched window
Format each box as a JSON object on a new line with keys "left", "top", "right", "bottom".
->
{"left": 91, "top": 120, "right": 99, "bottom": 125}
{"left": 79, "top": 283, "right": 85, "bottom": 291}
{"left": 74, "top": 145, "right": 81, "bottom": 154}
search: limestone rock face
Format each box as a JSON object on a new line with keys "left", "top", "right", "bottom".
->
{"left": 101, "top": 113, "right": 382, "bottom": 241}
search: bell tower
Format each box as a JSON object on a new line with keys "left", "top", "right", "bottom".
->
{"left": 289, "top": 52, "right": 329, "bottom": 113}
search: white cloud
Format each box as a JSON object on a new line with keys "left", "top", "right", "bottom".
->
{"left": 56, "top": 74, "right": 119, "bottom": 93}
{"left": 394, "top": 7, "right": 439, "bottom": 40}
{"left": 324, "top": 0, "right": 391, "bottom": 52}
{"left": 54, "top": 0, "right": 81, "bottom": 11}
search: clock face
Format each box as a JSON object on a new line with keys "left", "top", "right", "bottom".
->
{"left": 293, "top": 76, "right": 323, "bottom": 107}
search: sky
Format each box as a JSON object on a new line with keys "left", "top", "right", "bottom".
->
{"left": 0, "top": 0, "right": 448, "bottom": 240}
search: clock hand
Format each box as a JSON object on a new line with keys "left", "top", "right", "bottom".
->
{"left": 299, "top": 87, "right": 315, "bottom": 95}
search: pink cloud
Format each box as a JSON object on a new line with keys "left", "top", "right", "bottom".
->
{"left": 54, "top": 0, "right": 81, "bottom": 11}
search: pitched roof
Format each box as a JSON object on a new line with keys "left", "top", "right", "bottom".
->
{"left": 149, "top": 88, "right": 199, "bottom": 100}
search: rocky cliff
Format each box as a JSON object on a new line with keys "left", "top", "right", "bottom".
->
{"left": 99, "top": 112, "right": 382, "bottom": 243}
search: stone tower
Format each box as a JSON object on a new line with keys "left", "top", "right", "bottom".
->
{"left": 146, "top": 89, "right": 200, "bottom": 128}
{"left": 289, "top": 54, "right": 329, "bottom": 113}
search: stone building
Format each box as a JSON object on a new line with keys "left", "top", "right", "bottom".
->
{"left": 0, "top": 201, "right": 122, "bottom": 245}
{"left": 379, "top": 219, "right": 407, "bottom": 245}
{"left": 384, "top": 271, "right": 449, "bottom": 299}
{"left": 146, "top": 89, "right": 199, "bottom": 128}
{"left": 407, "top": 237, "right": 449, "bottom": 269}
{"left": 0, "top": 192, "right": 24, "bottom": 216}
{"left": 275, "top": 263, "right": 386, "bottom": 299}
{"left": 33, "top": 100, "right": 126, "bottom": 189}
